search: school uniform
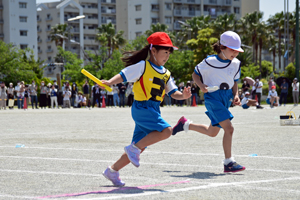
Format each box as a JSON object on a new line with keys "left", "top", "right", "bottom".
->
{"left": 194, "top": 55, "right": 241, "bottom": 128}
{"left": 120, "top": 60, "right": 177, "bottom": 144}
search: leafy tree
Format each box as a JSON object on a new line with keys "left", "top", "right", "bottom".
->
{"left": 50, "top": 23, "right": 71, "bottom": 47}
{"left": 240, "top": 63, "right": 260, "bottom": 80}
{"left": 237, "top": 48, "right": 252, "bottom": 67}
{"left": 99, "top": 50, "right": 124, "bottom": 80}
{"left": 186, "top": 28, "right": 218, "bottom": 65}
{"left": 260, "top": 60, "right": 273, "bottom": 78}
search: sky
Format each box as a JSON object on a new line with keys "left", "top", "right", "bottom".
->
{"left": 36, "top": 0, "right": 297, "bottom": 22}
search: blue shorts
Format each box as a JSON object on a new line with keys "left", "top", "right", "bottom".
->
{"left": 131, "top": 100, "right": 170, "bottom": 145}
{"left": 266, "top": 98, "right": 270, "bottom": 104}
{"left": 242, "top": 104, "right": 249, "bottom": 109}
{"left": 204, "top": 89, "right": 234, "bottom": 128}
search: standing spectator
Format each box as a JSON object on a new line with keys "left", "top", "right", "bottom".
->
{"left": 39, "top": 81, "right": 48, "bottom": 109}
{"left": 63, "top": 86, "right": 71, "bottom": 108}
{"left": 112, "top": 84, "right": 119, "bottom": 107}
{"left": 119, "top": 82, "right": 126, "bottom": 108}
{"left": 29, "top": 81, "right": 38, "bottom": 109}
{"left": 279, "top": 78, "right": 288, "bottom": 106}
{"left": 71, "top": 82, "right": 78, "bottom": 107}
{"left": 24, "top": 84, "right": 30, "bottom": 109}
{"left": 268, "top": 77, "right": 275, "bottom": 91}
{"left": 50, "top": 85, "right": 58, "bottom": 109}
{"left": 107, "top": 86, "right": 114, "bottom": 107}
{"left": 0, "top": 81, "right": 7, "bottom": 110}
{"left": 47, "top": 83, "right": 52, "bottom": 108}
{"left": 19, "top": 81, "right": 25, "bottom": 108}
{"left": 14, "top": 81, "right": 22, "bottom": 109}
{"left": 254, "top": 78, "right": 263, "bottom": 105}
{"left": 92, "top": 83, "right": 101, "bottom": 108}
{"left": 185, "top": 81, "right": 192, "bottom": 106}
{"left": 292, "top": 78, "right": 299, "bottom": 106}
{"left": 177, "top": 82, "right": 184, "bottom": 106}
{"left": 191, "top": 82, "right": 198, "bottom": 106}
{"left": 126, "top": 83, "right": 134, "bottom": 107}
{"left": 241, "top": 80, "right": 250, "bottom": 92}
{"left": 83, "top": 80, "right": 90, "bottom": 103}
{"left": 7, "top": 83, "right": 14, "bottom": 109}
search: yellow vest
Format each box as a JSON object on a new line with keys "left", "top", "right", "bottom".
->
{"left": 133, "top": 61, "right": 171, "bottom": 102}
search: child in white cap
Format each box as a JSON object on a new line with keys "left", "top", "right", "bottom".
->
{"left": 173, "top": 31, "right": 246, "bottom": 173}
{"left": 241, "top": 91, "right": 263, "bottom": 109}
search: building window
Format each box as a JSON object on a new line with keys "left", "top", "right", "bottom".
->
{"left": 209, "top": 0, "right": 217, "bottom": 3}
{"left": 136, "top": 18, "right": 142, "bottom": 25}
{"left": 20, "top": 44, "right": 28, "bottom": 49}
{"left": 136, "top": 32, "right": 142, "bottom": 37}
{"left": 152, "top": 18, "right": 159, "bottom": 24}
{"left": 20, "top": 30, "right": 28, "bottom": 36}
{"left": 234, "top": 7, "right": 240, "bottom": 14}
{"left": 48, "top": 57, "right": 52, "bottom": 62}
{"left": 135, "top": 5, "right": 141, "bottom": 11}
{"left": 165, "top": 17, "right": 171, "bottom": 24}
{"left": 225, "top": 0, "right": 231, "bottom": 4}
{"left": 19, "top": 2, "right": 27, "bottom": 8}
{"left": 19, "top": 16, "right": 27, "bottom": 22}
{"left": 165, "top": 3, "right": 171, "bottom": 10}
{"left": 151, "top": 4, "right": 159, "bottom": 11}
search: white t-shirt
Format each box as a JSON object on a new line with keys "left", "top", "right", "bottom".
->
{"left": 194, "top": 55, "right": 241, "bottom": 90}
{"left": 63, "top": 90, "right": 71, "bottom": 100}
{"left": 268, "top": 90, "right": 278, "bottom": 98}
{"left": 254, "top": 81, "right": 263, "bottom": 93}
{"left": 241, "top": 97, "right": 249, "bottom": 106}
{"left": 120, "top": 60, "right": 177, "bottom": 96}
{"left": 292, "top": 82, "right": 299, "bottom": 92}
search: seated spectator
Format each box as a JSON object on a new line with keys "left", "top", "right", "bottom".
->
{"left": 77, "top": 92, "right": 86, "bottom": 108}
{"left": 266, "top": 85, "right": 279, "bottom": 108}
{"left": 241, "top": 91, "right": 263, "bottom": 109}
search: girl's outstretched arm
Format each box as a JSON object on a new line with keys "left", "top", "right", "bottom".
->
{"left": 171, "top": 87, "right": 191, "bottom": 100}
{"left": 232, "top": 81, "right": 241, "bottom": 105}
{"left": 101, "top": 74, "right": 124, "bottom": 87}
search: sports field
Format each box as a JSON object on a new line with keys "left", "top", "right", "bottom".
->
{"left": 0, "top": 105, "right": 300, "bottom": 200}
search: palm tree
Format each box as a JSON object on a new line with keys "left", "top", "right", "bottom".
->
{"left": 49, "top": 23, "right": 70, "bottom": 47}
{"left": 95, "top": 23, "right": 126, "bottom": 58}
{"left": 212, "top": 13, "right": 238, "bottom": 37}
{"left": 267, "top": 34, "right": 278, "bottom": 72}
{"left": 184, "top": 15, "right": 211, "bottom": 39}
{"left": 257, "top": 21, "right": 268, "bottom": 75}
{"left": 267, "top": 12, "right": 285, "bottom": 70}
{"left": 144, "top": 23, "right": 170, "bottom": 37}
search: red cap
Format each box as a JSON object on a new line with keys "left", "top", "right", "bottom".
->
{"left": 271, "top": 85, "right": 276, "bottom": 89}
{"left": 147, "top": 32, "right": 178, "bottom": 50}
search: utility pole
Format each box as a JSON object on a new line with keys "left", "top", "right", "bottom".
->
{"left": 296, "top": 0, "right": 299, "bottom": 79}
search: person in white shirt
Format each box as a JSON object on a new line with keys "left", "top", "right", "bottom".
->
{"left": 253, "top": 78, "right": 263, "bottom": 105}
{"left": 267, "top": 85, "right": 279, "bottom": 108}
{"left": 292, "top": 78, "right": 299, "bottom": 106}
{"left": 76, "top": 92, "right": 86, "bottom": 108}
{"left": 241, "top": 91, "right": 263, "bottom": 109}
{"left": 62, "top": 87, "right": 71, "bottom": 108}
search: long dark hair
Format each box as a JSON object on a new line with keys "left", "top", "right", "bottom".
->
{"left": 212, "top": 41, "right": 227, "bottom": 54}
{"left": 122, "top": 45, "right": 174, "bottom": 67}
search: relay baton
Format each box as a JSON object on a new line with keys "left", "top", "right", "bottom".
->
{"left": 81, "top": 69, "right": 112, "bottom": 92}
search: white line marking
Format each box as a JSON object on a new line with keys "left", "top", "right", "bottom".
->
{"left": 236, "top": 185, "right": 300, "bottom": 194}
{"left": 0, "top": 194, "right": 35, "bottom": 199}
{"left": 1, "top": 146, "right": 299, "bottom": 160}
{"left": 1, "top": 155, "right": 300, "bottom": 175}
{"left": 65, "top": 177, "right": 300, "bottom": 200}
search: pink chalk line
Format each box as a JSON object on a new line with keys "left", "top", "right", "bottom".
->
{"left": 36, "top": 180, "right": 190, "bottom": 199}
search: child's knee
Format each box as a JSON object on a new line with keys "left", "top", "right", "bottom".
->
{"left": 163, "top": 127, "right": 173, "bottom": 139}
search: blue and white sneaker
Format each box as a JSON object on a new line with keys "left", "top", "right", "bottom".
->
{"left": 102, "top": 167, "right": 125, "bottom": 187}
{"left": 124, "top": 143, "right": 141, "bottom": 167}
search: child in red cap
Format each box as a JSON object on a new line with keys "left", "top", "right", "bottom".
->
{"left": 267, "top": 85, "right": 279, "bottom": 108}
{"left": 100, "top": 32, "right": 191, "bottom": 186}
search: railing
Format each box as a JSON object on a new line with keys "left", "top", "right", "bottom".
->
{"left": 45, "top": 17, "right": 52, "bottom": 21}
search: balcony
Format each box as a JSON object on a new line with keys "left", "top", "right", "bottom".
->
{"left": 101, "top": 9, "right": 116, "bottom": 14}
{"left": 38, "top": 50, "right": 42, "bottom": 54}
{"left": 37, "top": 18, "right": 41, "bottom": 22}
{"left": 174, "top": 9, "right": 201, "bottom": 17}
{"left": 101, "top": 0, "right": 116, "bottom": 4}
{"left": 0, "top": 33, "right": 4, "bottom": 38}
{"left": 0, "top": 19, "right": 3, "bottom": 24}
{"left": 84, "top": 18, "right": 98, "bottom": 24}
{"left": 47, "top": 38, "right": 52, "bottom": 42}
{"left": 45, "top": 17, "right": 52, "bottom": 21}
{"left": 70, "top": 28, "right": 80, "bottom": 33}
{"left": 47, "top": 49, "right": 53, "bottom": 53}
{"left": 37, "top": 28, "right": 42, "bottom": 32}
{"left": 38, "top": 39, "right": 42, "bottom": 43}
{"left": 45, "top": 28, "right": 51, "bottom": 32}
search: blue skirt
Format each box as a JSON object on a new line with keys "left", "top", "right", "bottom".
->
{"left": 204, "top": 89, "right": 234, "bottom": 128}
{"left": 131, "top": 100, "right": 170, "bottom": 144}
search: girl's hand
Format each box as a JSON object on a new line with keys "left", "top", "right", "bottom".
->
{"left": 182, "top": 86, "right": 192, "bottom": 99}
{"left": 99, "top": 80, "right": 110, "bottom": 90}
{"left": 233, "top": 95, "right": 241, "bottom": 106}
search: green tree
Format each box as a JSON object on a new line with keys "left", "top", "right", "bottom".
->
{"left": 99, "top": 50, "right": 124, "bottom": 80}
{"left": 95, "top": 23, "right": 126, "bottom": 58}
{"left": 240, "top": 63, "right": 260, "bottom": 80}
{"left": 186, "top": 28, "right": 218, "bottom": 65}
{"left": 212, "top": 13, "right": 238, "bottom": 37}
{"left": 50, "top": 23, "right": 70, "bottom": 47}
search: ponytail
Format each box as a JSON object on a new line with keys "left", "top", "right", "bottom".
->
{"left": 212, "top": 41, "right": 226, "bottom": 54}
{"left": 122, "top": 44, "right": 151, "bottom": 67}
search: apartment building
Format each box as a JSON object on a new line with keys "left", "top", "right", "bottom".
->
{"left": 37, "top": 0, "right": 116, "bottom": 64}
{"left": 0, "top": 0, "right": 37, "bottom": 59}
{"left": 116, "top": 0, "right": 259, "bottom": 40}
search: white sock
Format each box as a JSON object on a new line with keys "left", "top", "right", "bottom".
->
{"left": 223, "top": 157, "right": 235, "bottom": 165}
{"left": 132, "top": 144, "right": 141, "bottom": 152}
{"left": 183, "top": 119, "right": 192, "bottom": 133}
{"left": 109, "top": 166, "right": 117, "bottom": 172}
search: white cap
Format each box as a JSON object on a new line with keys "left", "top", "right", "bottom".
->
{"left": 245, "top": 91, "right": 250, "bottom": 95}
{"left": 220, "top": 31, "right": 244, "bottom": 52}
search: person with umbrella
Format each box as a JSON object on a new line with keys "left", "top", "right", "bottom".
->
{"left": 279, "top": 78, "right": 289, "bottom": 106}
{"left": 292, "top": 78, "right": 299, "bottom": 106}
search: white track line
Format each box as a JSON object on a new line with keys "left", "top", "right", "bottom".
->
{"left": 0, "top": 194, "right": 35, "bottom": 199}
{"left": 64, "top": 177, "right": 300, "bottom": 200}
{"left": 1, "top": 146, "right": 300, "bottom": 160}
